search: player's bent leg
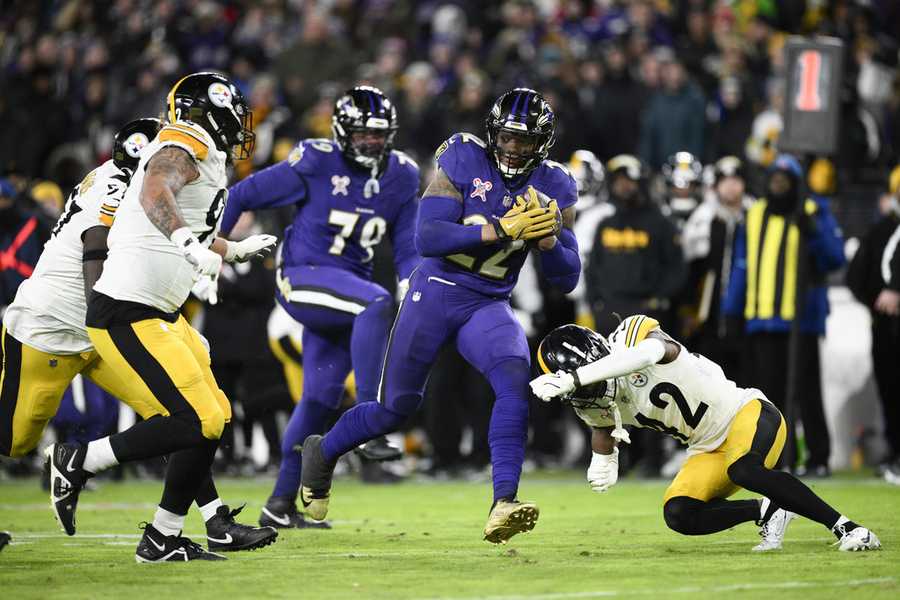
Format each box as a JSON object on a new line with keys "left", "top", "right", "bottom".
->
{"left": 303, "top": 273, "right": 453, "bottom": 520}
{"left": 1, "top": 328, "right": 86, "bottom": 458}
{"left": 457, "top": 301, "right": 538, "bottom": 543}
{"left": 663, "top": 496, "right": 759, "bottom": 536}
{"left": 725, "top": 400, "right": 880, "bottom": 551}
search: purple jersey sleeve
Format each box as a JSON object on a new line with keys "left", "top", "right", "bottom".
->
{"left": 222, "top": 140, "right": 327, "bottom": 235}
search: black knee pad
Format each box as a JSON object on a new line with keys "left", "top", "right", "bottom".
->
{"left": 727, "top": 452, "right": 766, "bottom": 488}
{"left": 663, "top": 496, "right": 701, "bottom": 535}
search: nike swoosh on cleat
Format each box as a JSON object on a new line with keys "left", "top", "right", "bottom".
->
{"left": 65, "top": 451, "right": 79, "bottom": 475}
{"left": 207, "top": 533, "right": 233, "bottom": 544}
{"left": 148, "top": 537, "right": 166, "bottom": 552}
{"left": 262, "top": 508, "right": 292, "bottom": 527}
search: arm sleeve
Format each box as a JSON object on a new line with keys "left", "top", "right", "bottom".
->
{"left": 540, "top": 228, "right": 581, "bottom": 293}
{"left": 390, "top": 192, "right": 420, "bottom": 280}
{"left": 722, "top": 223, "right": 748, "bottom": 317}
{"left": 806, "top": 199, "right": 846, "bottom": 273}
{"left": 575, "top": 338, "right": 666, "bottom": 386}
{"left": 415, "top": 195, "right": 485, "bottom": 257}
{"left": 221, "top": 161, "right": 307, "bottom": 236}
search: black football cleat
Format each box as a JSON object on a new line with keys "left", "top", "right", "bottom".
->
{"left": 44, "top": 443, "right": 88, "bottom": 535}
{"left": 354, "top": 435, "right": 403, "bottom": 462}
{"left": 299, "top": 435, "right": 336, "bottom": 522}
{"left": 136, "top": 523, "right": 226, "bottom": 563}
{"left": 205, "top": 504, "right": 278, "bottom": 552}
{"left": 259, "top": 496, "right": 332, "bottom": 529}
{"left": 0, "top": 531, "right": 10, "bottom": 552}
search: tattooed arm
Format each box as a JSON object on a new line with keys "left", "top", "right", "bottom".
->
{"left": 139, "top": 146, "right": 199, "bottom": 237}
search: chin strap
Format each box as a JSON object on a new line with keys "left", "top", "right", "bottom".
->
{"left": 609, "top": 399, "right": 631, "bottom": 445}
{"left": 364, "top": 164, "right": 380, "bottom": 199}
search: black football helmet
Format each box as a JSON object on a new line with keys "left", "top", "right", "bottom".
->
{"left": 166, "top": 72, "right": 254, "bottom": 160}
{"left": 112, "top": 118, "right": 161, "bottom": 170}
{"left": 536, "top": 324, "right": 617, "bottom": 410}
{"left": 662, "top": 151, "right": 703, "bottom": 190}
{"left": 568, "top": 149, "right": 605, "bottom": 207}
{"left": 332, "top": 86, "right": 398, "bottom": 171}
{"left": 485, "top": 88, "right": 556, "bottom": 179}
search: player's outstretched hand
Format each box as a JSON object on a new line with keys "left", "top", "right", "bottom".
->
{"left": 529, "top": 371, "right": 576, "bottom": 401}
{"left": 225, "top": 234, "right": 278, "bottom": 263}
{"left": 587, "top": 447, "right": 619, "bottom": 493}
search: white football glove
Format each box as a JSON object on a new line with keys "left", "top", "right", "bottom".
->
{"left": 587, "top": 447, "right": 619, "bottom": 493}
{"left": 171, "top": 227, "right": 222, "bottom": 279}
{"left": 224, "top": 234, "right": 278, "bottom": 263}
{"left": 529, "top": 371, "right": 576, "bottom": 402}
{"left": 190, "top": 275, "right": 219, "bottom": 306}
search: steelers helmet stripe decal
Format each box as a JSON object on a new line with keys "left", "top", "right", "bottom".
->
{"left": 536, "top": 340, "right": 551, "bottom": 374}
{"left": 166, "top": 74, "right": 191, "bottom": 123}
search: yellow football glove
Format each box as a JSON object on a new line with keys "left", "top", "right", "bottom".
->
{"left": 520, "top": 199, "right": 561, "bottom": 241}
{"left": 496, "top": 203, "right": 557, "bottom": 241}
{"left": 514, "top": 186, "right": 543, "bottom": 212}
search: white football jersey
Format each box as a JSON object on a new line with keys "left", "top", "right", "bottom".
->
{"left": 575, "top": 315, "right": 764, "bottom": 454}
{"left": 4, "top": 160, "right": 130, "bottom": 353}
{"left": 94, "top": 120, "right": 228, "bottom": 313}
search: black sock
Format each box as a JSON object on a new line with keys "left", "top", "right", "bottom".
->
{"left": 728, "top": 454, "right": 840, "bottom": 529}
{"left": 159, "top": 438, "right": 219, "bottom": 516}
{"left": 664, "top": 496, "right": 760, "bottom": 535}
{"left": 194, "top": 473, "right": 218, "bottom": 508}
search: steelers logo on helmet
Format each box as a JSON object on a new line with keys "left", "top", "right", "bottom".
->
{"left": 207, "top": 82, "right": 234, "bottom": 108}
{"left": 123, "top": 132, "right": 150, "bottom": 158}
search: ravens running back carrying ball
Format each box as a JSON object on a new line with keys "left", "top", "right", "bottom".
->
{"left": 299, "top": 87, "right": 582, "bottom": 543}
{"left": 531, "top": 317, "right": 881, "bottom": 552}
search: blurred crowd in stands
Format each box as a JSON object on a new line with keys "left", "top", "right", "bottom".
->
{"left": 2, "top": 0, "right": 900, "bottom": 483}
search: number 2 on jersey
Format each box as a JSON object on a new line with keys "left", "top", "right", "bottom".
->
{"left": 328, "top": 209, "right": 387, "bottom": 263}
{"left": 446, "top": 214, "right": 524, "bottom": 279}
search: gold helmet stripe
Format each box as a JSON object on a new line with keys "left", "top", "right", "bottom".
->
{"left": 536, "top": 340, "right": 551, "bottom": 374}
{"left": 166, "top": 74, "right": 192, "bottom": 123}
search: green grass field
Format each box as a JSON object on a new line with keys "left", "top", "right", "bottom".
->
{"left": 1, "top": 472, "right": 898, "bottom": 599}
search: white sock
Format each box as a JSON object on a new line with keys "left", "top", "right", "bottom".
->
{"left": 82, "top": 438, "right": 118, "bottom": 474}
{"left": 198, "top": 498, "right": 224, "bottom": 523}
{"left": 152, "top": 507, "right": 186, "bottom": 537}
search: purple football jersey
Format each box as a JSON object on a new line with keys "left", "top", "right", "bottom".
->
{"left": 422, "top": 132, "right": 577, "bottom": 296}
{"left": 224, "top": 138, "right": 420, "bottom": 279}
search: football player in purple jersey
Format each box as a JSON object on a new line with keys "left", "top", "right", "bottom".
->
{"left": 300, "top": 88, "right": 582, "bottom": 543}
{"left": 221, "top": 86, "right": 420, "bottom": 528}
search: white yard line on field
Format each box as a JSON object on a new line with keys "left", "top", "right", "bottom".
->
{"left": 417, "top": 577, "right": 898, "bottom": 600}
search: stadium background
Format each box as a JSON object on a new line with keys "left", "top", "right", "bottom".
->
{"left": 1, "top": 0, "right": 900, "bottom": 478}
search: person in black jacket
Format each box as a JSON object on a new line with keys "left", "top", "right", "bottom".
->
{"left": 586, "top": 154, "right": 687, "bottom": 335}
{"left": 846, "top": 166, "right": 900, "bottom": 473}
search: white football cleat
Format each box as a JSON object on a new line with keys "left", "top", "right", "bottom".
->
{"left": 753, "top": 508, "right": 796, "bottom": 551}
{"left": 836, "top": 527, "right": 881, "bottom": 552}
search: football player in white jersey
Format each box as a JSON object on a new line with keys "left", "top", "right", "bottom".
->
{"left": 44, "top": 72, "right": 278, "bottom": 562}
{"left": 1, "top": 117, "right": 276, "bottom": 560}
{"left": 530, "top": 316, "right": 881, "bottom": 552}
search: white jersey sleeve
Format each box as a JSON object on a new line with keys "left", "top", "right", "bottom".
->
{"left": 3, "top": 160, "right": 129, "bottom": 353}
{"left": 93, "top": 120, "right": 229, "bottom": 314}
{"left": 606, "top": 314, "right": 762, "bottom": 454}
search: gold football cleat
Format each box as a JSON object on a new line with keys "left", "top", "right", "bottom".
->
{"left": 299, "top": 486, "right": 330, "bottom": 522}
{"left": 483, "top": 500, "right": 539, "bottom": 544}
